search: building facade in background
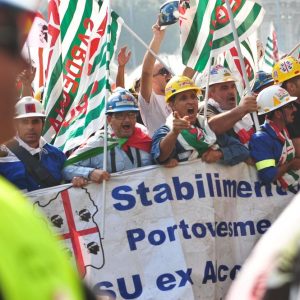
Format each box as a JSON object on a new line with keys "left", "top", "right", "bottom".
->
{"left": 260, "top": 0, "right": 300, "bottom": 54}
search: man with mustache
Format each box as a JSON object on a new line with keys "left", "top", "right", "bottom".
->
{"left": 0, "top": 96, "right": 66, "bottom": 192}
{"left": 199, "top": 65, "right": 258, "bottom": 146}
{"left": 250, "top": 85, "right": 300, "bottom": 193}
{"left": 63, "top": 88, "right": 153, "bottom": 187}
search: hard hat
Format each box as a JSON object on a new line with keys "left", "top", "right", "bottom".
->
{"left": 165, "top": 75, "right": 201, "bottom": 103}
{"left": 0, "top": 0, "right": 40, "bottom": 12}
{"left": 158, "top": 0, "right": 179, "bottom": 26}
{"left": 256, "top": 85, "right": 297, "bottom": 115}
{"left": 251, "top": 70, "right": 274, "bottom": 92}
{"left": 106, "top": 88, "right": 139, "bottom": 114}
{"left": 15, "top": 96, "right": 46, "bottom": 119}
{"left": 198, "top": 65, "right": 237, "bottom": 88}
{"left": 272, "top": 56, "right": 300, "bottom": 84}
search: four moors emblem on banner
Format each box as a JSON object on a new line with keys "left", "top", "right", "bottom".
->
{"left": 33, "top": 187, "right": 105, "bottom": 277}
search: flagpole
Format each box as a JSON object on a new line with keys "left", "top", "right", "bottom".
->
{"left": 122, "top": 21, "right": 174, "bottom": 76}
{"left": 101, "top": 0, "right": 112, "bottom": 239}
{"left": 203, "top": 48, "right": 214, "bottom": 121}
{"left": 288, "top": 42, "right": 300, "bottom": 56}
{"left": 224, "top": 0, "right": 260, "bottom": 131}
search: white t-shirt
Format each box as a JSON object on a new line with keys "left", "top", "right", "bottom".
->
{"left": 138, "top": 91, "right": 172, "bottom": 137}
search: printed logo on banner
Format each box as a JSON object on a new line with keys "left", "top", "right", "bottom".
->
{"left": 33, "top": 187, "right": 105, "bottom": 277}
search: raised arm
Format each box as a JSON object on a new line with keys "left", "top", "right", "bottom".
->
{"left": 208, "top": 94, "right": 258, "bottom": 135}
{"left": 116, "top": 46, "right": 131, "bottom": 88}
{"left": 140, "top": 22, "right": 166, "bottom": 102}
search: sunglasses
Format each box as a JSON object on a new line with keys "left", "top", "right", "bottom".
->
{"left": 153, "top": 67, "right": 171, "bottom": 77}
{"left": 112, "top": 112, "right": 137, "bottom": 120}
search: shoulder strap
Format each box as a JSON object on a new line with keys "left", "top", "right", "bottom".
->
{"left": 135, "top": 148, "right": 142, "bottom": 168}
{"left": 206, "top": 103, "right": 220, "bottom": 115}
{"left": 110, "top": 147, "right": 117, "bottom": 173}
{"left": 6, "top": 140, "right": 61, "bottom": 188}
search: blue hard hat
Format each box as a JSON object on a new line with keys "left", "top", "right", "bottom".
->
{"left": 252, "top": 71, "right": 274, "bottom": 92}
{"left": 158, "top": 0, "right": 179, "bottom": 26}
{"left": 106, "top": 88, "right": 139, "bottom": 114}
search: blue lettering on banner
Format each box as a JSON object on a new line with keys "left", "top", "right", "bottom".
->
{"left": 93, "top": 274, "right": 143, "bottom": 299}
{"left": 93, "top": 269, "right": 193, "bottom": 298}
{"left": 156, "top": 269, "right": 193, "bottom": 291}
{"left": 126, "top": 219, "right": 272, "bottom": 251}
{"left": 202, "top": 261, "right": 241, "bottom": 284}
{"left": 112, "top": 173, "right": 284, "bottom": 212}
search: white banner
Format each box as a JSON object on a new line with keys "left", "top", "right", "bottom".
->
{"left": 27, "top": 160, "right": 294, "bottom": 299}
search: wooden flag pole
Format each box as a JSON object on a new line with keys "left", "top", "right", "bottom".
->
{"left": 288, "top": 42, "right": 300, "bottom": 56}
{"left": 101, "top": 0, "right": 112, "bottom": 239}
{"left": 224, "top": 0, "right": 260, "bottom": 131}
{"left": 122, "top": 21, "right": 175, "bottom": 76}
{"left": 203, "top": 46, "right": 214, "bottom": 121}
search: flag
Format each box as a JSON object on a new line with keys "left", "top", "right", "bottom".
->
{"left": 262, "top": 22, "right": 279, "bottom": 72}
{"left": 21, "top": 12, "right": 48, "bottom": 92}
{"left": 26, "top": 11, "right": 48, "bottom": 48}
{"left": 43, "top": 0, "right": 122, "bottom": 153}
{"left": 180, "top": 0, "right": 265, "bottom": 73}
{"left": 227, "top": 39, "right": 256, "bottom": 88}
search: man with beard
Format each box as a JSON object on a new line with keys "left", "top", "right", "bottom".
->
{"left": 0, "top": 96, "right": 66, "bottom": 192}
{"left": 250, "top": 85, "right": 300, "bottom": 193}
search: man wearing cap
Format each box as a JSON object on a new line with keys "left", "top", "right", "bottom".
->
{"left": 272, "top": 56, "right": 300, "bottom": 157}
{"left": 63, "top": 88, "right": 153, "bottom": 187}
{"left": 0, "top": 96, "right": 66, "bottom": 192}
{"left": 252, "top": 71, "right": 274, "bottom": 94}
{"left": 138, "top": 20, "right": 172, "bottom": 137}
{"left": 151, "top": 76, "right": 250, "bottom": 166}
{"left": 251, "top": 70, "right": 275, "bottom": 125}
{"left": 249, "top": 85, "right": 300, "bottom": 193}
{"left": 198, "top": 65, "right": 257, "bottom": 145}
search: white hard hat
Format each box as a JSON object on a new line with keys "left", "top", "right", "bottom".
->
{"left": 15, "top": 96, "right": 46, "bottom": 119}
{"left": 0, "top": 0, "right": 41, "bottom": 11}
{"left": 197, "top": 65, "right": 237, "bottom": 88}
{"left": 257, "top": 85, "right": 297, "bottom": 115}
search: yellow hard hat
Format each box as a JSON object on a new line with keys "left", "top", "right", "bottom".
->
{"left": 165, "top": 75, "right": 201, "bottom": 102}
{"left": 272, "top": 56, "right": 300, "bottom": 84}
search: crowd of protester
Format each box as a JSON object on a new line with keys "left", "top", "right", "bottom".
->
{"left": 2, "top": 20, "right": 300, "bottom": 196}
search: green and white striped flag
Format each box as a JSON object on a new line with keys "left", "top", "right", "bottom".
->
{"left": 43, "top": 0, "right": 122, "bottom": 152}
{"left": 180, "top": 0, "right": 265, "bottom": 73}
{"left": 262, "top": 22, "right": 279, "bottom": 72}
